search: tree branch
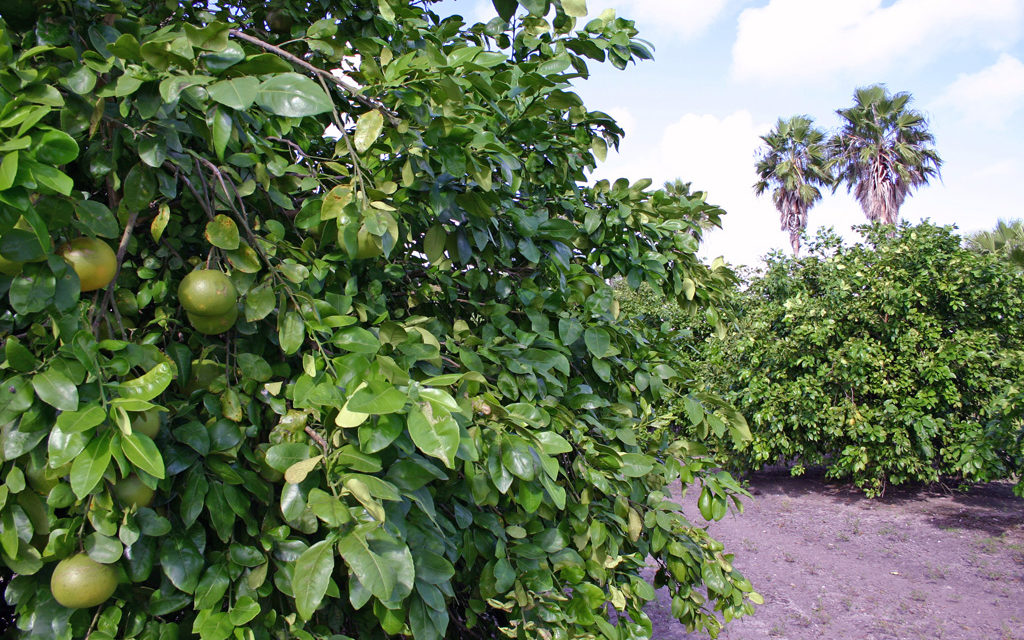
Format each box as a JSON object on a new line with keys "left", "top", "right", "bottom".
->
{"left": 228, "top": 29, "right": 400, "bottom": 126}
{"left": 91, "top": 210, "right": 139, "bottom": 332}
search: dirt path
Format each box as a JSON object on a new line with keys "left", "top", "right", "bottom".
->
{"left": 646, "top": 471, "right": 1024, "bottom": 640}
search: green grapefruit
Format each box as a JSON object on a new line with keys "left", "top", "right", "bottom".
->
{"left": 50, "top": 554, "right": 118, "bottom": 609}
{"left": 187, "top": 305, "right": 238, "bottom": 335}
{"left": 178, "top": 269, "right": 238, "bottom": 316}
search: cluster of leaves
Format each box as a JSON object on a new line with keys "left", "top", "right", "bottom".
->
{"left": 0, "top": 1, "right": 760, "bottom": 639}
{"left": 703, "top": 223, "right": 1024, "bottom": 496}
{"left": 610, "top": 184, "right": 748, "bottom": 452}
{"left": 967, "top": 218, "right": 1024, "bottom": 271}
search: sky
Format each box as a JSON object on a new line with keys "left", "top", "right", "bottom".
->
{"left": 437, "top": 0, "right": 1024, "bottom": 268}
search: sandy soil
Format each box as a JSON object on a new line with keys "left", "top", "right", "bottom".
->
{"left": 646, "top": 470, "right": 1024, "bottom": 640}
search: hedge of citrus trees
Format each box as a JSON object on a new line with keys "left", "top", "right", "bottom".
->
{"left": 0, "top": 0, "right": 759, "bottom": 638}
{"left": 704, "top": 223, "right": 1024, "bottom": 496}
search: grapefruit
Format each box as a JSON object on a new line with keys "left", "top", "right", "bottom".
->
{"left": 50, "top": 554, "right": 118, "bottom": 609}
{"left": 59, "top": 237, "right": 117, "bottom": 292}
{"left": 178, "top": 269, "right": 237, "bottom": 316}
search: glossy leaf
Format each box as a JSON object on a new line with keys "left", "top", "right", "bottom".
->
{"left": 32, "top": 368, "right": 78, "bottom": 411}
{"left": 256, "top": 73, "right": 333, "bottom": 117}
{"left": 122, "top": 432, "right": 166, "bottom": 479}
{"left": 293, "top": 540, "right": 335, "bottom": 619}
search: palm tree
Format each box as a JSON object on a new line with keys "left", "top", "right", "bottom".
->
{"left": 967, "top": 219, "right": 1024, "bottom": 270}
{"left": 830, "top": 85, "right": 942, "bottom": 224}
{"left": 753, "top": 116, "right": 831, "bottom": 256}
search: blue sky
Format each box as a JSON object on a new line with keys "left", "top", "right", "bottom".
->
{"left": 437, "top": 0, "right": 1024, "bottom": 267}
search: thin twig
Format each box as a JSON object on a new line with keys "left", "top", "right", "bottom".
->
{"left": 166, "top": 162, "right": 217, "bottom": 221}
{"left": 227, "top": 29, "right": 400, "bottom": 125}
{"left": 91, "top": 210, "right": 139, "bottom": 332}
{"left": 314, "top": 73, "right": 370, "bottom": 200}
{"left": 305, "top": 425, "right": 330, "bottom": 452}
{"left": 193, "top": 156, "right": 273, "bottom": 270}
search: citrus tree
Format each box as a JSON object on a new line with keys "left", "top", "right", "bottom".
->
{"left": 705, "top": 223, "right": 1024, "bottom": 496}
{"left": 0, "top": 1, "right": 758, "bottom": 639}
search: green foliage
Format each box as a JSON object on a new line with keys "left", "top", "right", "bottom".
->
{"left": 0, "top": 1, "right": 758, "bottom": 639}
{"left": 967, "top": 219, "right": 1024, "bottom": 271}
{"left": 706, "top": 223, "right": 1024, "bottom": 496}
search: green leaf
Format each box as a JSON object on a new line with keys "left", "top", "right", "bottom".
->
{"left": 123, "top": 163, "right": 156, "bottom": 212}
{"left": 210, "top": 105, "right": 232, "bottom": 162}
{"left": 244, "top": 283, "right": 275, "bottom": 321}
{"left": 337, "top": 532, "right": 394, "bottom": 601}
{"left": 265, "top": 443, "right": 314, "bottom": 473}
{"left": 122, "top": 432, "right": 166, "bottom": 479}
{"left": 354, "top": 110, "right": 384, "bottom": 153}
{"left": 159, "top": 534, "right": 204, "bottom": 594}
{"left": 194, "top": 564, "right": 230, "bottom": 610}
{"left": 320, "top": 185, "right": 353, "bottom": 220}
{"left": 293, "top": 540, "right": 335, "bottom": 619}
{"left": 119, "top": 362, "right": 174, "bottom": 401}
{"left": 74, "top": 200, "right": 120, "bottom": 238}
{"left": 85, "top": 532, "right": 123, "bottom": 563}
{"left": 184, "top": 21, "right": 230, "bottom": 51}
{"left": 70, "top": 431, "right": 112, "bottom": 499}
{"left": 562, "top": 0, "right": 587, "bottom": 17}
{"left": 32, "top": 368, "right": 79, "bottom": 411}
{"left": 619, "top": 453, "right": 654, "bottom": 477}
{"left": 8, "top": 266, "right": 55, "bottom": 313}
{"left": 4, "top": 337, "right": 38, "bottom": 371}
{"left": 55, "top": 403, "right": 107, "bottom": 433}
{"left": 278, "top": 311, "right": 304, "bottom": 355}
{"left": 492, "top": 0, "right": 517, "bottom": 21}
{"left": 201, "top": 42, "right": 246, "bottom": 73}
{"left": 226, "top": 242, "right": 261, "bottom": 273}
{"left": 534, "top": 431, "right": 572, "bottom": 454}
{"left": 0, "top": 150, "right": 18, "bottom": 190}
{"left": 205, "top": 214, "right": 240, "bottom": 250}
{"left": 407, "top": 403, "right": 460, "bottom": 468}
{"left": 34, "top": 129, "right": 79, "bottom": 164}
{"left": 25, "top": 160, "right": 72, "bottom": 195}
{"left": 347, "top": 383, "right": 406, "bottom": 414}
{"left": 229, "top": 596, "right": 261, "bottom": 626}
{"left": 333, "top": 326, "right": 380, "bottom": 353}
{"left": 256, "top": 73, "right": 333, "bottom": 117}
{"left": 584, "top": 327, "right": 611, "bottom": 358}
{"left": 424, "top": 225, "right": 446, "bottom": 263}
{"left": 307, "top": 488, "right": 351, "bottom": 526}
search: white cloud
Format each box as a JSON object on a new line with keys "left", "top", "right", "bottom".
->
{"left": 934, "top": 54, "right": 1024, "bottom": 127}
{"left": 589, "top": 110, "right": 810, "bottom": 265}
{"left": 732, "top": 0, "right": 1024, "bottom": 83}
{"left": 591, "top": 0, "right": 729, "bottom": 39}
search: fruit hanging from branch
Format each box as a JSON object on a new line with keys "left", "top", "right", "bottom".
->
{"left": 59, "top": 237, "right": 117, "bottom": 292}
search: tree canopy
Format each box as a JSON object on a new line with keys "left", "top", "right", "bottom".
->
{"left": 0, "top": 1, "right": 757, "bottom": 639}
{"left": 830, "top": 85, "right": 942, "bottom": 225}
{"left": 704, "top": 223, "right": 1024, "bottom": 496}
{"left": 753, "top": 115, "right": 831, "bottom": 256}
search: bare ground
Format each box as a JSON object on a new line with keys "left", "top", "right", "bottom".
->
{"left": 646, "top": 470, "right": 1024, "bottom": 640}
